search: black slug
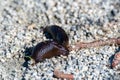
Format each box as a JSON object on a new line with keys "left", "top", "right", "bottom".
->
{"left": 43, "top": 25, "right": 69, "bottom": 48}
{"left": 30, "top": 40, "right": 69, "bottom": 63}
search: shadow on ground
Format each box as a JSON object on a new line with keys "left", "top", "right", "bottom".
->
{"left": 21, "top": 46, "right": 34, "bottom": 80}
{"left": 22, "top": 46, "right": 34, "bottom": 67}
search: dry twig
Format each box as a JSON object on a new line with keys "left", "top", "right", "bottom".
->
{"left": 112, "top": 52, "right": 120, "bottom": 68}
{"left": 53, "top": 37, "right": 120, "bottom": 78}
{"left": 53, "top": 69, "right": 74, "bottom": 80}
{"left": 72, "top": 38, "right": 120, "bottom": 50}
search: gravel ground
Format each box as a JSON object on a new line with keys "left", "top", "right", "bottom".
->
{"left": 0, "top": 0, "right": 120, "bottom": 80}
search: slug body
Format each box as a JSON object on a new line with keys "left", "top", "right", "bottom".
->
{"left": 31, "top": 41, "right": 69, "bottom": 63}
{"left": 43, "top": 25, "right": 69, "bottom": 48}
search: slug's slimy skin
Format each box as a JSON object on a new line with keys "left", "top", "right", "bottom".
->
{"left": 24, "top": 25, "right": 70, "bottom": 64}
{"left": 30, "top": 41, "right": 69, "bottom": 63}
{"left": 43, "top": 25, "right": 69, "bottom": 48}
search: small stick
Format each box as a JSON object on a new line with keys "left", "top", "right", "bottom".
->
{"left": 53, "top": 69, "right": 74, "bottom": 80}
{"left": 72, "top": 38, "right": 120, "bottom": 50}
{"left": 112, "top": 52, "right": 120, "bottom": 68}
